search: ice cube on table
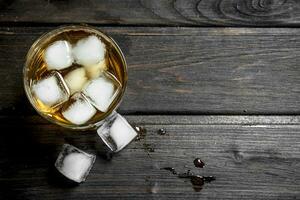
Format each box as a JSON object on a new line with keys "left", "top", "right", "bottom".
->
{"left": 85, "top": 59, "right": 107, "bottom": 79}
{"left": 44, "top": 40, "right": 73, "bottom": 70}
{"left": 73, "top": 35, "right": 106, "bottom": 66}
{"left": 31, "top": 71, "right": 70, "bottom": 108}
{"left": 62, "top": 92, "right": 97, "bottom": 125}
{"left": 83, "top": 72, "right": 121, "bottom": 112}
{"left": 55, "top": 144, "right": 96, "bottom": 183}
{"left": 64, "top": 67, "right": 88, "bottom": 94}
{"left": 97, "top": 113, "right": 137, "bottom": 152}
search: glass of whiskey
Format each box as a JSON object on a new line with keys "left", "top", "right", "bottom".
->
{"left": 23, "top": 25, "right": 137, "bottom": 152}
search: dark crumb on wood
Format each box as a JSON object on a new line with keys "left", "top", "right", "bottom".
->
{"left": 203, "top": 176, "right": 216, "bottom": 183}
{"left": 143, "top": 143, "right": 155, "bottom": 152}
{"left": 193, "top": 158, "right": 205, "bottom": 168}
{"left": 134, "top": 126, "right": 147, "bottom": 141}
{"left": 160, "top": 158, "right": 215, "bottom": 192}
{"left": 190, "top": 175, "right": 204, "bottom": 192}
{"left": 161, "top": 167, "right": 177, "bottom": 175}
{"left": 157, "top": 128, "right": 167, "bottom": 135}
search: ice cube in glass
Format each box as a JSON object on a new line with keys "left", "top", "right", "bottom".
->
{"left": 64, "top": 67, "right": 88, "bottom": 95}
{"left": 73, "top": 35, "right": 106, "bottom": 66}
{"left": 83, "top": 72, "right": 121, "bottom": 112}
{"left": 31, "top": 71, "right": 70, "bottom": 108}
{"left": 44, "top": 40, "right": 73, "bottom": 70}
{"left": 62, "top": 92, "right": 97, "bottom": 125}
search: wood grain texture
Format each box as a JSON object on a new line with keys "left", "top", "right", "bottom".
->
{"left": 0, "top": 115, "right": 299, "bottom": 200}
{"left": 1, "top": 0, "right": 300, "bottom": 26}
{"left": 0, "top": 26, "right": 299, "bottom": 115}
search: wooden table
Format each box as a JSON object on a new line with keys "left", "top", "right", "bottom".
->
{"left": 0, "top": 1, "right": 299, "bottom": 199}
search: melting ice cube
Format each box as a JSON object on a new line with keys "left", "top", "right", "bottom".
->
{"left": 31, "top": 71, "right": 70, "bottom": 108}
{"left": 62, "top": 92, "right": 97, "bottom": 125}
{"left": 73, "top": 35, "right": 106, "bottom": 66}
{"left": 64, "top": 67, "right": 88, "bottom": 94}
{"left": 83, "top": 72, "right": 121, "bottom": 112}
{"left": 85, "top": 59, "right": 107, "bottom": 79}
{"left": 44, "top": 40, "right": 73, "bottom": 70}
{"left": 97, "top": 113, "right": 137, "bottom": 152}
{"left": 55, "top": 144, "right": 96, "bottom": 183}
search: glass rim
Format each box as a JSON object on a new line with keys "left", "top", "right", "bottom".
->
{"left": 23, "top": 24, "right": 128, "bottom": 130}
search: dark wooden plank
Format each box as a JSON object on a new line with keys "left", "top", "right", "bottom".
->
{"left": 1, "top": 0, "right": 300, "bottom": 26}
{"left": 0, "top": 26, "right": 299, "bottom": 115}
{"left": 0, "top": 115, "right": 299, "bottom": 199}
{"left": 2, "top": 115, "right": 300, "bottom": 125}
